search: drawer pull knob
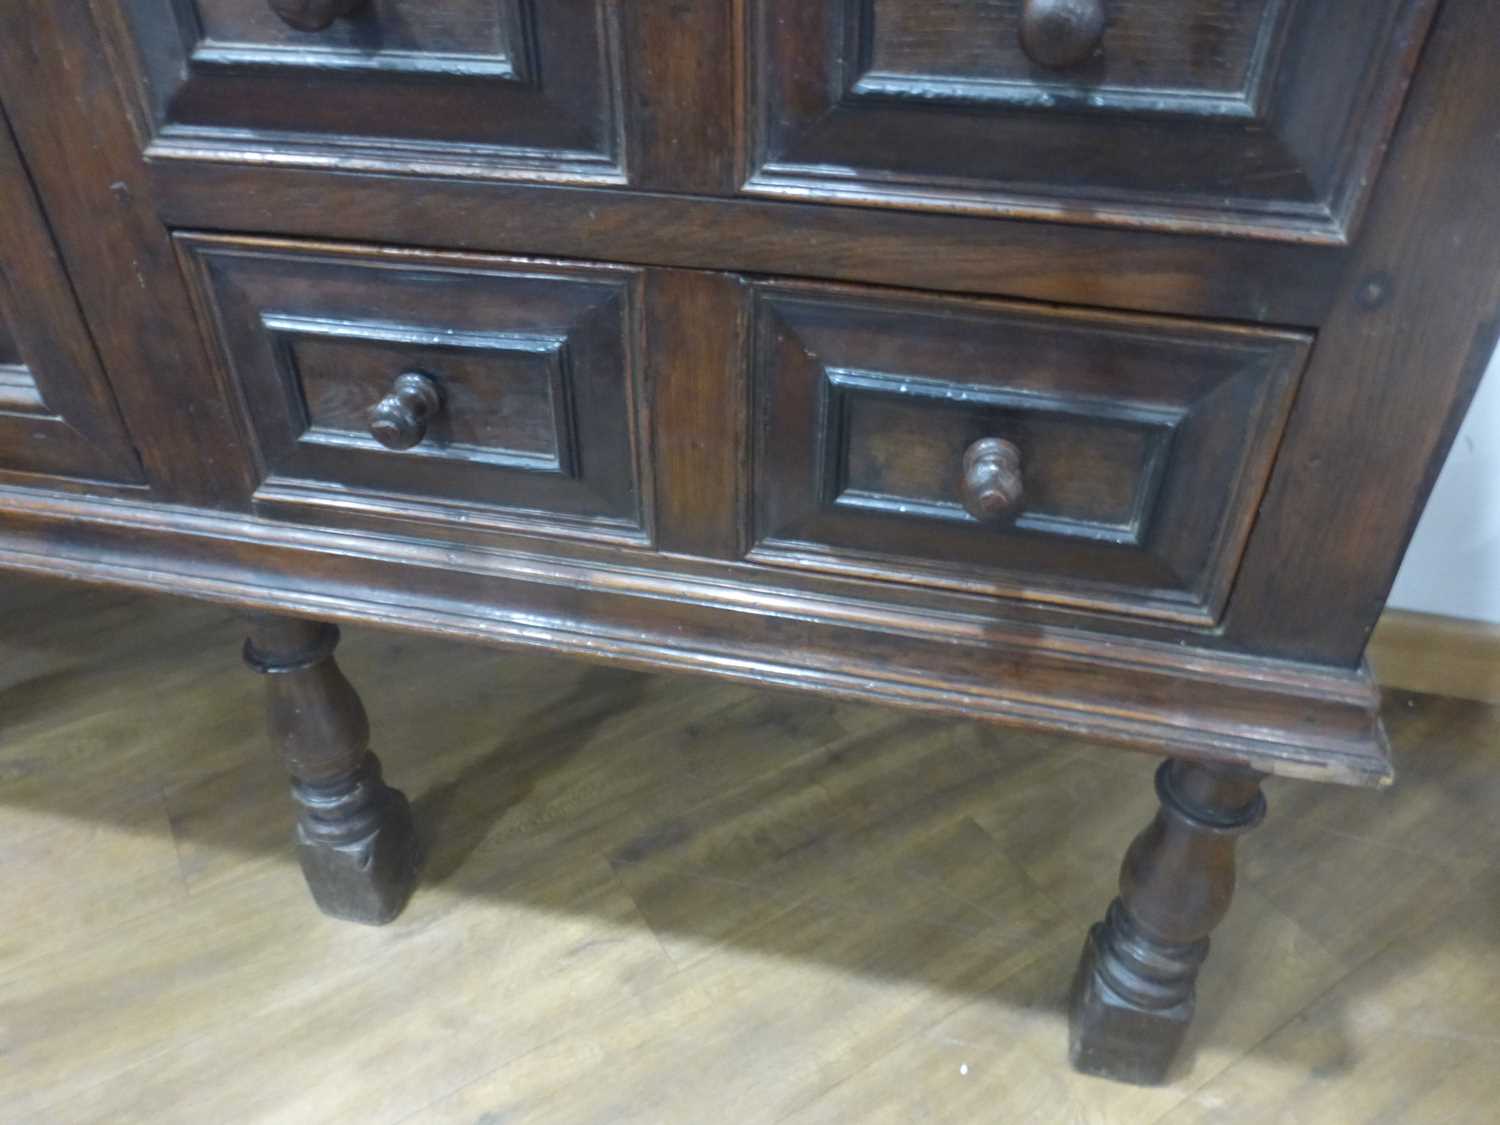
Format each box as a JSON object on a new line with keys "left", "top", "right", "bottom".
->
{"left": 369, "top": 372, "right": 443, "bottom": 452}
{"left": 961, "top": 438, "right": 1025, "bottom": 523}
{"left": 268, "top": 0, "right": 366, "bottom": 32}
{"left": 1020, "top": 0, "right": 1107, "bottom": 69}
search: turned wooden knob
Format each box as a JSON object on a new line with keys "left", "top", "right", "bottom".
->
{"left": 268, "top": 0, "right": 366, "bottom": 32}
{"left": 369, "top": 372, "right": 442, "bottom": 451}
{"left": 1020, "top": 0, "right": 1107, "bottom": 69}
{"left": 960, "top": 438, "right": 1025, "bottom": 522}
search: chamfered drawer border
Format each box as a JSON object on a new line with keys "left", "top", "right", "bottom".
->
{"left": 167, "top": 229, "right": 1318, "bottom": 633}
{"left": 742, "top": 0, "right": 1440, "bottom": 245}
{"left": 174, "top": 234, "right": 657, "bottom": 552}
{"left": 743, "top": 278, "right": 1312, "bottom": 626}
{"left": 93, "top": 0, "right": 630, "bottom": 187}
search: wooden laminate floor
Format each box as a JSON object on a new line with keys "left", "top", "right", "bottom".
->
{"left": 1, "top": 575, "right": 1497, "bottom": 1123}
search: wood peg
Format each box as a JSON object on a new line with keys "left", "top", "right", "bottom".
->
{"left": 1020, "top": 0, "right": 1107, "bottom": 69}
{"left": 960, "top": 437, "right": 1025, "bottom": 523}
{"left": 369, "top": 371, "right": 443, "bottom": 452}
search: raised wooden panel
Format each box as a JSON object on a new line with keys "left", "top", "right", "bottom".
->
{"left": 190, "top": 0, "right": 526, "bottom": 67}
{"left": 106, "top": 0, "right": 626, "bottom": 182}
{"left": 865, "top": 0, "right": 1278, "bottom": 107}
{"left": 746, "top": 0, "right": 1437, "bottom": 242}
{"left": 749, "top": 282, "right": 1309, "bottom": 624}
{"left": 0, "top": 114, "right": 143, "bottom": 487}
{"left": 268, "top": 316, "right": 577, "bottom": 475}
{"left": 178, "top": 235, "right": 650, "bottom": 547}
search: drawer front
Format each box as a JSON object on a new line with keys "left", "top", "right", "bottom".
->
{"left": 747, "top": 0, "right": 1433, "bottom": 241}
{"left": 749, "top": 282, "right": 1308, "bottom": 624}
{"left": 111, "top": 1, "right": 624, "bottom": 182}
{"left": 0, "top": 114, "right": 142, "bottom": 487}
{"left": 179, "top": 236, "right": 649, "bottom": 545}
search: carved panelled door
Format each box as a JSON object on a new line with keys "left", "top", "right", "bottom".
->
{"left": 0, "top": 110, "right": 142, "bottom": 486}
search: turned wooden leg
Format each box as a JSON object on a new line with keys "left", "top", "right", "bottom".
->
{"left": 1068, "top": 758, "right": 1266, "bottom": 1085}
{"left": 244, "top": 615, "right": 419, "bottom": 925}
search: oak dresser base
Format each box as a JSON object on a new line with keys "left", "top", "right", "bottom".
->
{"left": 3, "top": 0, "right": 1499, "bottom": 1094}
{"left": 236, "top": 601, "right": 1276, "bottom": 1084}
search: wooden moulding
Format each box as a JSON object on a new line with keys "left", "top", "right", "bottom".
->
{"left": 0, "top": 487, "right": 1390, "bottom": 788}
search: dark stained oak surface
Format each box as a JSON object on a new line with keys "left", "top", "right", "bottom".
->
{"left": 0, "top": 0, "right": 1497, "bottom": 1089}
{"left": 0, "top": 0, "right": 1489, "bottom": 827}
{"left": 746, "top": 280, "right": 1308, "bottom": 624}
{"left": 0, "top": 108, "right": 143, "bottom": 487}
{"left": 1222, "top": 0, "right": 1500, "bottom": 663}
{"left": 110, "top": 0, "right": 627, "bottom": 183}
{"left": 147, "top": 163, "right": 1347, "bottom": 327}
{"left": 890, "top": 0, "right": 1267, "bottom": 91}
{"left": 746, "top": 0, "right": 1437, "bottom": 242}
{"left": 178, "top": 235, "right": 653, "bottom": 548}
{"left": 0, "top": 483, "right": 1395, "bottom": 789}
{"left": 0, "top": 2, "right": 255, "bottom": 504}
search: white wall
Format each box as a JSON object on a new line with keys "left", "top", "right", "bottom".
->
{"left": 1387, "top": 341, "right": 1500, "bottom": 623}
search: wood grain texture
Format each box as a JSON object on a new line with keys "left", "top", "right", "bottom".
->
{"left": 0, "top": 486, "right": 1391, "bottom": 786}
{"left": 1223, "top": 0, "right": 1500, "bottom": 665}
{"left": 0, "top": 0, "right": 254, "bottom": 505}
{"left": 746, "top": 0, "right": 1437, "bottom": 242}
{"left": 647, "top": 269, "right": 748, "bottom": 559}
{"left": 244, "top": 614, "right": 420, "bottom": 924}
{"left": 746, "top": 279, "right": 1308, "bottom": 624}
{"left": 624, "top": 0, "right": 738, "bottom": 193}
{"left": 176, "top": 234, "right": 653, "bottom": 548}
{"left": 147, "top": 161, "right": 1344, "bottom": 327}
{"left": 0, "top": 108, "right": 144, "bottom": 488}
{"left": 2, "top": 0, "right": 1488, "bottom": 774}
{"left": 2, "top": 576, "right": 1497, "bottom": 1120}
{"left": 106, "top": 0, "right": 627, "bottom": 183}
{"left": 882, "top": 0, "right": 1265, "bottom": 92}
{"left": 1070, "top": 759, "right": 1266, "bottom": 1084}
{"left": 0, "top": 3, "right": 1496, "bottom": 1097}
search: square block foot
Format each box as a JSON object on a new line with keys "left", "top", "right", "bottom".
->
{"left": 296, "top": 790, "right": 420, "bottom": 926}
{"left": 1067, "top": 924, "right": 1193, "bottom": 1086}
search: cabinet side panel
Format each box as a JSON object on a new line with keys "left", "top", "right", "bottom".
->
{"left": 1223, "top": 0, "right": 1500, "bottom": 664}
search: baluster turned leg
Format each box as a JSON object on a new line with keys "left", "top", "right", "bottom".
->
{"left": 1069, "top": 758, "right": 1266, "bottom": 1084}
{"left": 244, "top": 615, "right": 419, "bottom": 924}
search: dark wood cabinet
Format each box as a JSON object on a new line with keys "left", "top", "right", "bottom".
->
{"left": 2, "top": 0, "right": 1498, "bottom": 1088}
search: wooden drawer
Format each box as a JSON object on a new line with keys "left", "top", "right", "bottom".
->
{"left": 746, "top": 0, "right": 1434, "bottom": 241}
{"left": 748, "top": 282, "right": 1308, "bottom": 624}
{"left": 109, "top": 1, "right": 624, "bottom": 182}
{"left": 178, "top": 236, "right": 649, "bottom": 546}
